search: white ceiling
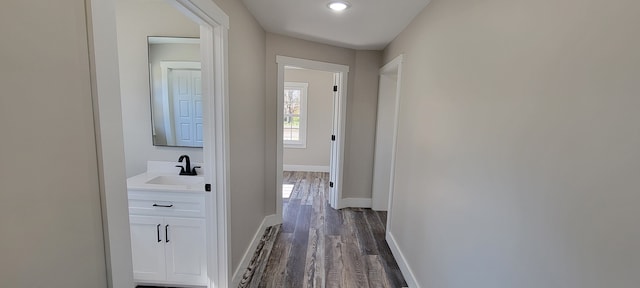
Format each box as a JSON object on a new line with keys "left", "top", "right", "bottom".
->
{"left": 241, "top": 0, "right": 431, "bottom": 50}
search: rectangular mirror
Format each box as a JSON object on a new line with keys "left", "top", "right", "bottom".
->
{"left": 148, "top": 36, "right": 203, "bottom": 147}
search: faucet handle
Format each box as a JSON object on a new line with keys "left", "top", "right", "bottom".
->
{"left": 175, "top": 165, "right": 186, "bottom": 175}
{"left": 191, "top": 166, "right": 201, "bottom": 175}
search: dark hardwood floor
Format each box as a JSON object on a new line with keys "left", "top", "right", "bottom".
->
{"left": 238, "top": 171, "right": 407, "bottom": 288}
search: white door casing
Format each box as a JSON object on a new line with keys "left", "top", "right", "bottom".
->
{"left": 371, "top": 74, "right": 397, "bottom": 211}
{"left": 371, "top": 55, "right": 404, "bottom": 223}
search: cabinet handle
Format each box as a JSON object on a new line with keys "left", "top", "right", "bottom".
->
{"left": 156, "top": 224, "right": 161, "bottom": 242}
{"left": 165, "top": 225, "right": 170, "bottom": 243}
{"left": 153, "top": 203, "right": 173, "bottom": 208}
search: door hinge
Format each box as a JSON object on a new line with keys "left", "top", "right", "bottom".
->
{"left": 333, "top": 85, "right": 338, "bottom": 92}
{"left": 329, "top": 181, "right": 334, "bottom": 188}
{"left": 331, "top": 135, "right": 336, "bottom": 141}
{"left": 205, "top": 183, "right": 211, "bottom": 192}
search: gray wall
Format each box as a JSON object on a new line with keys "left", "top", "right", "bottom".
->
{"left": 0, "top": 0, "right": 107, "bottom": 287}
{"left": 347, "top": 50, "right": 383, "bottom": 198}
{"left": 283, "top": 68, "right": 333, "bottom": 167}
{"left": 265, "top": 33, "right": 382, "bottom": 213}
{"left": 384, "top": 0, "right": 640, "bottom": 287}
{"left": 116, "top": 0, "right": 202, "bottom": 177}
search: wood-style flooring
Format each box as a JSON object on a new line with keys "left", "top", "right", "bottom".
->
{"left": 238, "top": 171, "right": 407, "bottom": 288}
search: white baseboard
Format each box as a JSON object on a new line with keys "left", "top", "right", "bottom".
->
{"left": 283, "top": 164, "right": 330, "bottom": 172}
{"left": 230, "top": 214, "right": 282, "bottom": 288}
{"left": 339, "top": 198, "right": 372, "bottom": 209}
{"left": 386, "top": 232, "right": 419, "bottom": 288}
{"left": 263, "top": 214, "right": 282, "bottom": 228}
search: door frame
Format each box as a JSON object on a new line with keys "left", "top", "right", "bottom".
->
{"left": 275, "top": 56, "right": 349, "bottom": 217}
{"left": 373, "top": 54, "right": 403, "bottom": 229}
{"left": 86, "top": 0, "right": 231, "bottom": 287}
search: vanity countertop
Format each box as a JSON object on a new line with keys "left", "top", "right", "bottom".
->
{"left": 127, "top": 161, "right": 206, "bottom": 193}
{"left": 127, "top": 172, "right": 205, "bottom": 193}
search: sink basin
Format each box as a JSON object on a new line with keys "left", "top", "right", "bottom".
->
{"left": 146, "top": 175, "right": 204, "bottom": 186}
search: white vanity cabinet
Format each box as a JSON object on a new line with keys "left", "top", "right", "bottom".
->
{"left": 128, "top": 190, "right": 207, "bottom": 286}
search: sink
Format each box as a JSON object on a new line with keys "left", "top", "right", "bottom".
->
{"left": 146, "top": 175, "right": 204, "bottom": 186}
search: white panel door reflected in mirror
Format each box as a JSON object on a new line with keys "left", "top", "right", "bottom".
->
{"left": 148, "top": 36, "right": 203, "bottom": 147}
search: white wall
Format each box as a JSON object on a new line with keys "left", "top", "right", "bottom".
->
{"left": 0, "top": 0, "right": 107, "bottom": 287}
{"left": 115, "top": 0, "right": 202, "bottom": 177}
{"left": 283, "top": 68, "right": 333, "bottom": 168}
{"left": 384, "top": 0, "right": 640, "bottom": 287}
{"left": 265, "top": 33, "right": 382, "bottom": 213}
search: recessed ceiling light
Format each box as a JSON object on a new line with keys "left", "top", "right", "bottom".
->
{"left": 328, "top": 1, "right": 350, "bottom": 12}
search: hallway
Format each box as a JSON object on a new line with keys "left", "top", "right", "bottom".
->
{"left": 238, "top": 171, "right": 407, "bottom": 287}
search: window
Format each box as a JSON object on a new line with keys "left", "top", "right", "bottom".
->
{"left": 283, "top": 82, "right": 308, "bottom": 148}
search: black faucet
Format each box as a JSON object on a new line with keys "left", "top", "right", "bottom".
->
{"left": 176, "top": 155, "right": 200, "bottom": 176}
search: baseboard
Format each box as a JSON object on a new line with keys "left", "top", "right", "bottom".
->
{"left": 283, "top": 164, "right": 330, "bottom": 172}
{"left": 230, "top": 214, "right": 282, "bottom": 288}
{"left": 263, "top": 214, "right": 282, "bottom": 228}
{"left": 339, "top": 197, "right": 372, "bottom": 209}
{"left": 386, "top": 232, "right": 419, "bottom": 288}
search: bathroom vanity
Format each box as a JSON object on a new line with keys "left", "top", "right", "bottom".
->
{"left": 127, "top": 161, "right": 207, "bottom": 287}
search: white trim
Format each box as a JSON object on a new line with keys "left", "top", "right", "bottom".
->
{"left": 230, "top": 214, "right": 282, "bottom": 288}
{"left": 263, "top": 213, "right": 283, "bottom": 227}
{"left": 148, "top": 36, "right": 200, "bottom": 44}
{"left": 386, "top": 55, "right": 403, "bottom": 232}
{"left": 90, "top": 0, "right": 231, "bottom": 287}
{"left": 278, "top": 56, "right": 350, "bottom": 73}
{"left": 171, "top": 0, "right": 229, "bottom": 29}
{"left": 85, "top": 0, "right": 134, "bottom": 287}
{"left": 379, "top": 54, "right": 404, "bottom": 74}
{"left": 386, "top": 232, "right": 418, "bottom": 288}
{"left": 339, "top": 198, "right": 372, "bottom": 209}
{"left": 276, "top": 56, "right": 349, "bottom": 221}
{"left": 371, "top": 54, "right": 404, "bottom": 212}
{"left": 283, "top": 81, "right": 308, "bottom": 148}
{"left": 283, "top": 165, "right": 330, "bottom": 172}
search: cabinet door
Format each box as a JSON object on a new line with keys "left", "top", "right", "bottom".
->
{"left": 129, "top": 215, "right": 166, "bottom": 282}
{"left": 164, "top": 217, "right": 207, "bottom": 285}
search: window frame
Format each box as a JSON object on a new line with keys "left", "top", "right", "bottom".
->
{"left": 283, "top": 81, "right": 308, "bottom": 148}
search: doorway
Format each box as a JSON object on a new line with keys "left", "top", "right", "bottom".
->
{"left": 88, "top": 0, "right": 231, "bottom": 287}
{"left": 371, "top": 55, "right": 403, "bottom": 219}
{"left": 275, "top": 56, "right": 349, "bottom": 219}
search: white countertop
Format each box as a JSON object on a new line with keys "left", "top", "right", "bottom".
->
{"left": 127, "top": 172, "right": 205, "bottom": 193}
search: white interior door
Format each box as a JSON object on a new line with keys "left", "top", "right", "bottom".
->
{"left": 170, "top": 69, "right": 203, "bottom": 147}
{"left": 129, "top": 215, "right": 166, "bottom": 282}
{"left": 372, "top": 64, "right": 401, "bottom": 211}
